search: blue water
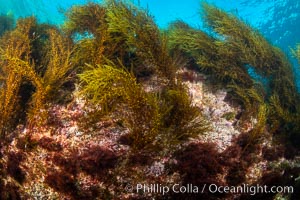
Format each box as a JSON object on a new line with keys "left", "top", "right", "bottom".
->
{"left": 0, "top": 0, "right": 276, "bottom": 27}
{"left": 1, "top": 0, "right": 300, "bottom": 87}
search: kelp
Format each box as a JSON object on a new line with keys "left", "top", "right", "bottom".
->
{"left": 166, "top": 3, "right": 300, "bottom": 154}
{"left": 63, "top": 3, "right": 110, "bottom": 66}
{"left": 0, "top": 17, "right": 43, "bottom": 136}
{"left": 267, "top": 49, "right": 300, "bottom": 145}
{"left": 168, "top": 3, "right": 300, "bottom": 139}
{"left": 268, "top": 48, "right": 299, "bottom": 112}
{"left": 0, "top": 1, "right": 209, "bottom": 151}
{"left": 227, "top": 83, "right": 265, "bottom": 116}
{"left": 64, "top": 2, "right": 106, "bottom": 37}
{"left": 63, "top": 2, "right": 137, "bottom": 70}
{"left": 292, "top": 43, "right": 300, "bottom": 64}
{"left": 202, "top": 2, "right": 277, "bottom": 75}
{"left": 159, "top": 84, "right": 210, "bottom": 147}
{"left": 71, "top": 1, "right": 300, "bottom": 152}
{"left": 0, "top": 0, "right": 297, "bottom": 149}
{"left": 244, "top": 103, "right": 268, "bottom": 151}
{"left": 168, "top": 22, "right": 255, "bottom": 92}
{"left": 201, "top": 3, "right": 299, "bottom": 113}
{"left": 267, "top": 44, "right": 300, "bottom": 145}
{"left": 79, "top": 60, "right": 209, "bottom": 151}
{"left": 64, "top": 0, "right": 180, "bottom": 81}
{"left": 105, "top": 0, "right": 177, "bottom": 80}
{"left": 0, "top": 17, "right": 75, "bottom": 136}
{"left": 75, "top": 1, "right": 210, "bottom": 152}
{"left": 79, "top": 61, "right": 161, "bottom": 150}
{"left": 41, "top": 28, "right": 74, "bottom": 102}
{"left": 1, "top": 1, "right": 300, "bottom": 198}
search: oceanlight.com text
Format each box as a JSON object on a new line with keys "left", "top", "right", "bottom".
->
{"left": 208, "top": 184, "right": 293, "bottom": 195}
{"left": 125, "top": 183, "right": 294, "bottom": 196}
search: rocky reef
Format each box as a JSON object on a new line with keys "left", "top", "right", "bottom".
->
{"left": 0, "top": 1, "right": 300, "bottom": 199}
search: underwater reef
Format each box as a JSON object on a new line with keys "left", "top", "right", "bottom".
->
{"left": 1, "top": 0, "right": 300, "bottom": 199}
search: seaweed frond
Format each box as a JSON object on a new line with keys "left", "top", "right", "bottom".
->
{"left": 79, "top": 61, "right": 161, "bottom": 150}
{"left": 79, "top": 59, "right": 209, "bottom": 152}
{"left": 106, "top": 0, "right": 176, "bottom": 80}
{"left": 202, "top": 2, "right": 276, "bottom": 75}
{"left": 291, "top": 43, "right": 300, "bottom": 65}
{"left": 227, "top": 83, "right": 265, "bottom": 115}
{"left": 249, "top": 103, "right": 268, "bottom": 141}
{"left": 168, "top": 3, "right": 299, "bottom": 135}
{"left": 41, "top": 28, "right": 74, "bottom": 102}
{"left": 159, "top": 84, "right": 210, "bottom": 145}
{"left": 63, "top": 3, "right": 109, "bottom": 66}
{"left": 168, "top": 20, "right": 254, "bottom": 88}
{"left": 0, "top": 17, "right": 41, "bottom": 136}
{"left": 64, "top": 2, "right": 106, "bottom": 38}
{"left": 0, "top": 17, "right": 76, "bottom": 134}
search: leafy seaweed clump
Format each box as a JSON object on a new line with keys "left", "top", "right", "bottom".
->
{"left": 168, "top": 2, "right": 300, "bottom": 149}
{"left": 63, "top": 3, "right": 109, "bottom": 67}
{"left": 1, "top": 1, "right": 300, "bottom": 198}
{"left": 79, "top": 62, "right": 161, "bottom": 150}
{"left": 64, "top": 0, "right": 182, "bottom": 81}
{"left": 75, "top": 1, "right": 210, "bottom": 152}
{"left": 106, "top": 0, "right": 178, "bottom": 80}
{"left": 0, "top": 17, "right": 75, "bottom": 137}
{"left": 0, "top": 17, "right": 43, "bottom": 136}
{"left": 79, "top": 60, "right": 209, "bottom": 151}
{"left": 159, "top": 84, "right": 209, "bottom": 144}
{"left": 292, "top": 43, "right": 300, "bottom": 65}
